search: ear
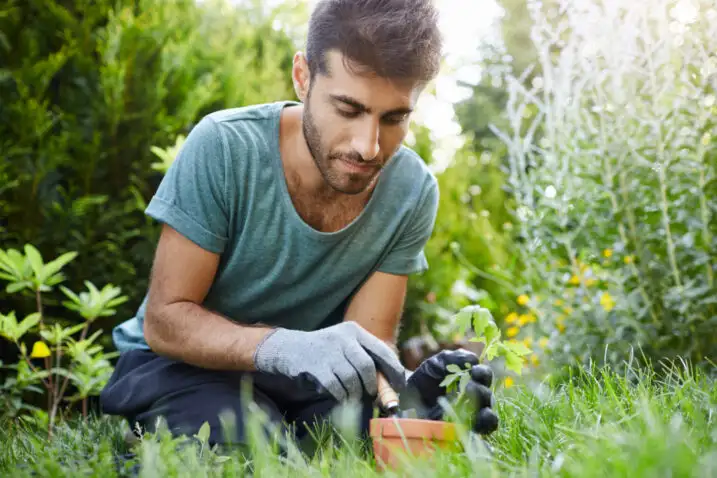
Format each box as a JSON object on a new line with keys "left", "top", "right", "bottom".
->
{"left": 292, "top": 51, "right": 311, "bottom": 102}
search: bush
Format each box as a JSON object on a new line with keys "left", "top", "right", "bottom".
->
{"left": 0, "top": 244, "right": 124, "bottom": 435}
{"left": 0, "top": 0, "right": 299, "bottom": 352}
{"left": 493, "top": 0, "right": 717, "bottom": 371}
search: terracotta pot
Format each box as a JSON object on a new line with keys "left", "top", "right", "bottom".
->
{"left": 369, "top": 417, "right": 459, "bottom": 471}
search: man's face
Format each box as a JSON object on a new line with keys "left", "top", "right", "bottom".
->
{"left": 299, "top": 51, "right": 424, "bottom": 195}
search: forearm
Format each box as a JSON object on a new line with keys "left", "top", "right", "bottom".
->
{"left": 144, "top": 301, "right": 274, "bottom": 371}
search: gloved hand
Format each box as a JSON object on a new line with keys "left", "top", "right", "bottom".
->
{"left": 403, "top": 349, "right": 499, "bottom": 435}
{"left": 253, "top": 321, "right": 406, "bottom": 403}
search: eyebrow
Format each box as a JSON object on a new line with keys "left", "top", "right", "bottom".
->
{"left": 330, "top": 94, "right": 413, "bottom": 117}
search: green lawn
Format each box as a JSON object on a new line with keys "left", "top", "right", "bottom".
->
{"left": 2, "top": 362, "right": 715, "bottom": 477}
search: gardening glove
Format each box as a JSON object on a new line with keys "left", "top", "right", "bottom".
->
{"left": 253, "top": 321, "right": 406, "bottom": 404}
{"left": 404, "top": 349, "right": 499, "bottom": 435}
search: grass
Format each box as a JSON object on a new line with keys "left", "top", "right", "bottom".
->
{"left": 1, "top": 360, "right": 715, "bottom": 477}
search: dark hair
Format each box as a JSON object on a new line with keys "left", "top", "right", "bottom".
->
{"left": 306, "top": 0, "right": 443, "bottom": 84}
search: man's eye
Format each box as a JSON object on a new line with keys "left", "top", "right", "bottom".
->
{"left": 383, "top": 114, "right": 408, "bottom": 125}
{"left": 337, "top": 109, "right": 360, "bottom": 118}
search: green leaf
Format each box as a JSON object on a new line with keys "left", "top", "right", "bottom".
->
{"left": 24, "top": 245, "right": 44, "bottom": 282}
{"left": 470, "top": 306, "right": 494, "bottom": 337}
{"left": 484, "top": 342, "right": 501, "bottom": 361}
{"left": 484, "top": 321, "right": 501, "bottom": 345}
{"left": 446, "top": 364, "right": 462, "bottom": 374}
{"left": 196, "top": 421, "right": 211, "bottom": 444}
{"left": 0, "top": 311, "right": 18, "bottom": 341}
{"left": 40, "top": 252, "right": 77, "bottom": 283}
{"left": 6, "top": 281, "right": 28, "bottom": 293}
{"left": 459, "top": 373, "right": 471, "bottom": 393}
{"left": 452, "top": 309, "right": 473, "bottom": 335}
{"left": 439, "top": 373, "right": 460, "bottom": 389}
{"left": 15, "top": 313, "right": 41, "bottom": 340}
{"left": 59, "top": 285, "right": 81, "bottom": 304}
{"left": 503, "top": 340, "right": 533, "bottom": 357}
{"left": 503, "top": 350, "right": 526, "bottom": 376}
{"left": 0, "top": 272, "right": 15, "bottom": 282}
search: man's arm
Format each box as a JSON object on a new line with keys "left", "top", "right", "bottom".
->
{"left": 143, "top": 224, "right": 273, "bottom": 371}
{"left": 343, "top": 270, "right": 408, "bottom": 354}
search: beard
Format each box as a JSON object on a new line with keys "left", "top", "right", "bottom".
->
{"left": 301, "top": 98, "right": 381, "bottom": 196}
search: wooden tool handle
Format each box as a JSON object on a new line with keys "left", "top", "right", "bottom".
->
{"left": 377, "top": 372, "right": 400, "bottom": 412}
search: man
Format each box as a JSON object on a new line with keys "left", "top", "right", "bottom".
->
{"left": 100, "top": 0, "right": 499, "bottom": 450}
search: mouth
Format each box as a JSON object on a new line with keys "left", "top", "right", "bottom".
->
{"left": 339, "top": 157, "right": 378, "bottom": 174}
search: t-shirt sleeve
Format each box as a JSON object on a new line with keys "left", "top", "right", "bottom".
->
{"left": 145, "top": 116, "right": 231, "bottom": 254}
{"left": 377, "top": 180, "right": 439, "bottom": 276}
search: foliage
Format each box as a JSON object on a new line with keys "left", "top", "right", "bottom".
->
{"left": 403, "top": 0, "right": 543, "bottom": 345}
{"left": 440, "top": 305, "right": 532, "bottom": 397}
{"left": 401, "top": 143, "right": 521, "bottom": 346}
{"left": 1, "top": 360, "right": 715, "bottom": 477}
{"left": 0, "top": 245, "right": 125, "bottom": 436}
{"left": 492, "top": 0, "right": 717, "bottom": 372}
{"left": 0, "top": 0, "right": 299, "bottom": 358}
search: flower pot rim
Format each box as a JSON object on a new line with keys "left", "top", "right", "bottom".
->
{"left": 369, "top": 417, "right": 457, "bottom": 441}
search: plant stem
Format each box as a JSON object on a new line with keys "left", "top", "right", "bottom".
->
{"left": 657, "top": 164, "right": 682, "bottom": 290}
{"left": 34, "top": 286, "right": 53, "bottom": 419}
{"left": 697, "top": 157, "right": 713, "bottom": 289}
{"left": 52, "top": 321, "right": 93, "bottom": 430}
{"left": 642, "top": 19, "right": 683, "bottom": 291}
{"left": 18, "top": 352, "right": 51, "bottom": 391}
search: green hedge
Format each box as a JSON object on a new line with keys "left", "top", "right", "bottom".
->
{"left": 0, "top": 0, "right": 298, "bottom": 351}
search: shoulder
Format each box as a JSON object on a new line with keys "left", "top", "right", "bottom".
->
{"left": 186, "top": 102, "right": 292, "bottom": 171}
{"left": 194, "top": 101, "right": 290, "bottom": 147}
{"left": 205, "top": 101, "right": 288, "bottom": 126}
{"left": 385, "top": 145, "right": 439, "bottom": 203}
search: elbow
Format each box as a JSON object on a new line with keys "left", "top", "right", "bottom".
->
{"left": 144, "top": 302, "right": 169, "bottom": 353}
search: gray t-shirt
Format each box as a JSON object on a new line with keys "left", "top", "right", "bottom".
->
{"left": 112, "top": 101, "right": 439, "bottom": 352}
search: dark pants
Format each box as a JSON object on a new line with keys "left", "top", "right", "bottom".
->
{"left": 100, "top": 349, "right": 375, "bottom": 450}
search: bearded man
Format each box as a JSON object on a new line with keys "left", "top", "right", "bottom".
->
{"left": 100, "top": 0, "right": 499, "bottom": 450}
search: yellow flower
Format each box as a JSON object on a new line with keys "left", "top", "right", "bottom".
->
{"left": 506, "top": 326, "right": 520, "bottom": 338}
{"left": 522, "top": 337, "right": 533, "bottom": 348}
{"left": 530, "top": 354, "right": 540, "bottom": 366}
{"left": 563, "top": 306, "right": 573, "bottom": 315}
{"left": 557, "top": 316, "right": 566, "bottom": 333}
{"left": 30, "top": 341, "right": 51, "bottom": 359}
{"left": 504, "top": 376, "right": 514, "bottom": 388}
{"left": 517, "top": 294, "right": 530, "bottom": 306}
{"left": 600, "top": 292, "right": 615, "bottom": 312}
{"left": 568, "top": 275, "right": 581, "bottom": 285}
{"left": 539, "top": 337, "right": 549, "bottom": 349}
{"left": 505, "top": 312, "right": 519, "bottom": 324}
{"left": 518, "top": 313, "right": 536, "bottom": 326}
{"left": 603, "top": 249, "right": 613, "bottom": 258}
{"left": 585, "top": 278, "right": 597, "bottom": 287}
{"left": 624, "top": 255, "right": 634, "bottom": 264}
{"left": 554, "top": 299, "right": 564, "bottom": 306}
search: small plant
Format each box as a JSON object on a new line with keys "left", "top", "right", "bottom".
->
{"left": 0, "top": 244, "right": 126, "bottom": 436}
{"left": 440, "top": 305, "right": 532, "bottom": 395}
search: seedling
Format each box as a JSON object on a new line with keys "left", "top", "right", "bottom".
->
{"left": 440, "top": 305, "right": 532, "bottom": 395}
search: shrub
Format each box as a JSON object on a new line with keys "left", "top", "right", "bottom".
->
{"left": 493, "top": 0, "right": 717, "bottom": 371}
{"left": 0, "top": 0, "right": 298, "bottom": 353}
{"left": 0, "top": 244, "right": 124, "bottom": 436}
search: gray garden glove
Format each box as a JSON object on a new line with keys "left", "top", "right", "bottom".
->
{"left": 253, "top": 321, "right": 406, "bottom": 403}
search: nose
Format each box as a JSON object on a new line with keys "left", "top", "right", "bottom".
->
{"left": 351, "top": 117, "right": 380, "bottom": 161}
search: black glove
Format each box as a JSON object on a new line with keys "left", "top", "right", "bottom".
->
{"left": 403, "top": 349, "right": 499, "bottom": 435}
